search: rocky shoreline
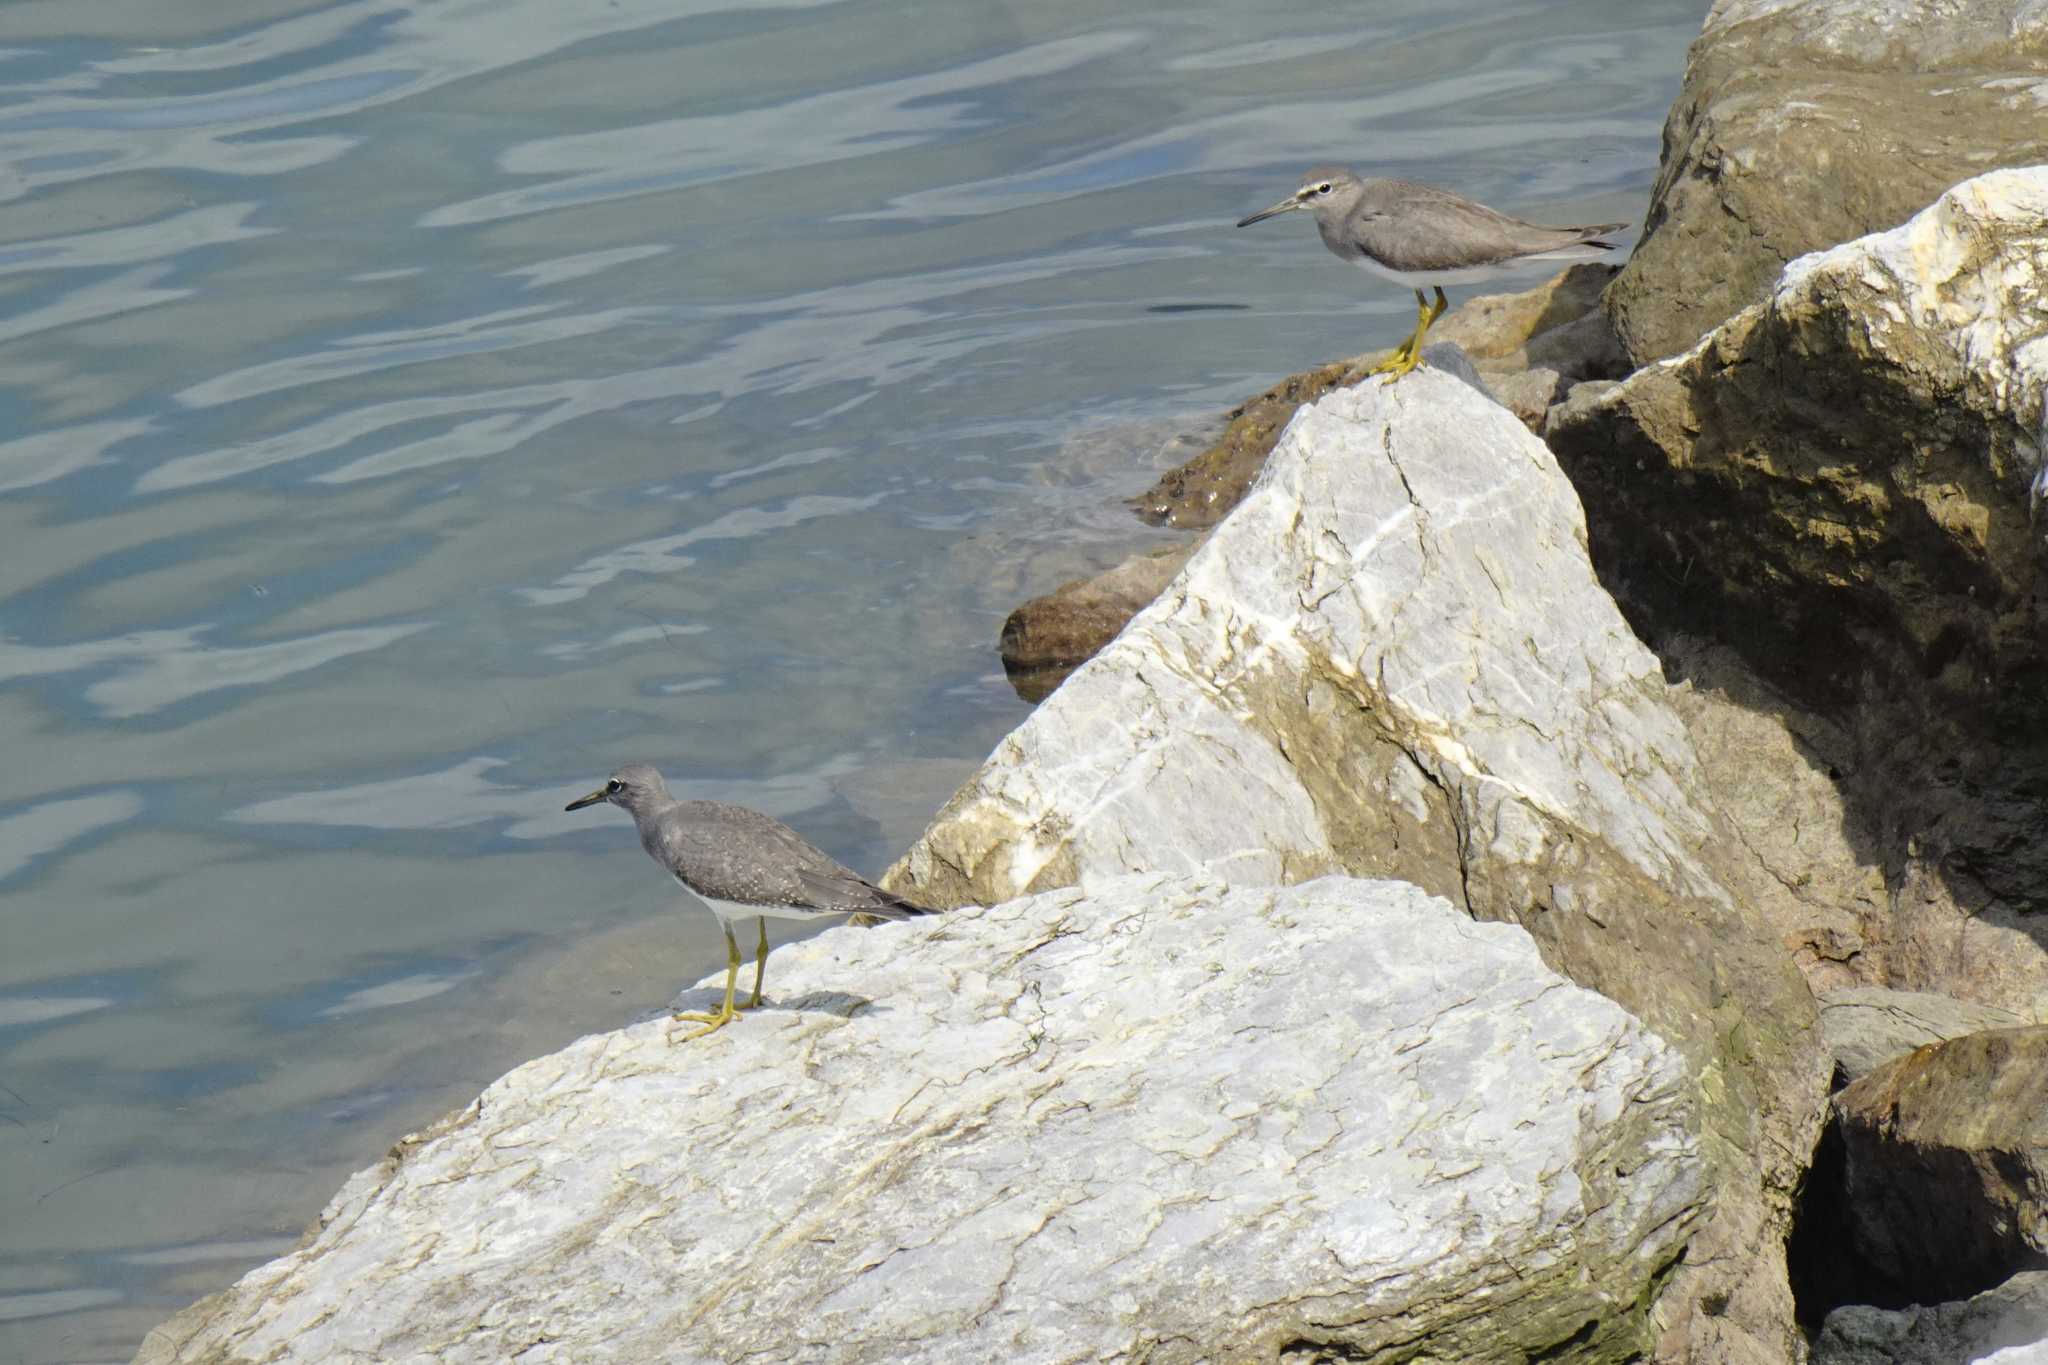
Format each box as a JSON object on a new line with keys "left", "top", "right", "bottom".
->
{"left": 140, "top": 1, "right": 2048, "bottom": 1361}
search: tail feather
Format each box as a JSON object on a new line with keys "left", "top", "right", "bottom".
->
{"left": 860, "top": 889, "right": 937, "bottom": 921}
{"left": 844, "top": 885, "right": 939, "bottom": 927}
{"left": 1576, "top": 220, "right": 1631, "bottom": 250}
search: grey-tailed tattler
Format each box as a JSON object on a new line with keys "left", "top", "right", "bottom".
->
{"left": 1237, "top": 166, "right": 1628, "bottom": 381}
{"left": 566, "top": 764, "right": 935, "bottom": 1039}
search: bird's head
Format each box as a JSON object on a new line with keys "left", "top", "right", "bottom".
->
{"left": 1236, "top": 166, "right": 1361, "bottom": 227}
{"left": 565, "top": 763, "right": 670, "bottom": 816}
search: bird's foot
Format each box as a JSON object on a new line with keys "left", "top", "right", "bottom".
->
{"left": 1374, "top": 345, "right": 1425, "bottom": 384}
{"left": 1365, "top": 339, "right": 1422, "bottom": 381}
{"left": 1376, "top": 351, "right": 1425, "bottom": 384}
{"left": 671, "top": 1003, "right": 740, "bottom": 1041}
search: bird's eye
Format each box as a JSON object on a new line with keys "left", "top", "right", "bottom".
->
{"left": 606, "top": 779, "right": 622, "bottom": 793}
{"left": 1316, "top": 182, "right": 1332, "bottom": 195}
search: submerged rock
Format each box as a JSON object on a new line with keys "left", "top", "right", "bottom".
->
{"left": 1550, "top": 167, "right": 2048, "bottom": 1016}
{"left": 999, "top": 542, "right": 1197, "bottom": 702}
{"left": 891, "top": 366, "right": 1827, "bottom": 1361}
{"left": 1606, "top": 0, "right": 2048, "bottom": 365}
{"left": 135, "top": 875, "right": 1700, "bottom": 1364}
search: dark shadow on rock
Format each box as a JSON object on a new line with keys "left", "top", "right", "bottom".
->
{"left": 1810, "top": 1270, "right": 2048, "bottom": 1365}
{"left": 1787, "top": 1110, "right": 1861, "bottom": 1325}
{"left": 1547, "top": 271, "right": 2048, "bottom": 1013}
{"left": 665, "top": 986, "right": 877, "bottom": 1021}
{"left": 760, "top": 990, "right": 873, "bottom": 1018}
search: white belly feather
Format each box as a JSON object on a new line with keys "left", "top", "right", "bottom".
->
{"left": 1346, "top": 245, "right": 1609, "bottom": 291}
{"left": 686, "top": 887, "right": 839, "bottom": 925}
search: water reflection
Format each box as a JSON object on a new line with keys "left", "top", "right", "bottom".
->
{"left": 424, "top": 31, "right": 1140, "bottom": 228}
{"left": 228, "top": 754, "right": 860, "bottom": 838}
{"left": 0, "top": 997, "right": 114, "bottom": 1030}
{"left": 0, "top": 621, "right": 428, "bottom": 718}
{"left": 523, "top": 493, "right": 892, "bottom": 606}
{"left": 0, "top": 792, "right": 141, "bottom": 883}
{"left": 314, "top": 969, "right": 479, "bottom": 1019}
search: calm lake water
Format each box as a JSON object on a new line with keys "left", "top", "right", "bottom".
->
{"left": 0, "top": 0, "right": 1700, "bottom": 1358}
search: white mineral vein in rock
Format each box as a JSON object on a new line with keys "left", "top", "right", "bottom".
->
{"left": 896, "top": 366, "right": 1723, "bottom": 905}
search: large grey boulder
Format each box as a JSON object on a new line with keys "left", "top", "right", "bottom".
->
{"left": 1814, "top": 1271, "right": 2048, "bottom": 1365}
{"left": 1605, "top": 0, "right": 2048, "bottom": 365}
{"left": 1550, "top": 167, "right": 2048, "bottom": 1017}
{"left": 889, "top": 368, "right": 1828, "bottom": 1361}
{"left": 136, "top": 875, "right": 1700, "bottom": 1364}
{"left": 1819, "top": 986, "right": 2033, "bottom": 1087}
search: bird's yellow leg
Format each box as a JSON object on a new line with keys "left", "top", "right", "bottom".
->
{"left": 1366, "top": 289, "right": 1432, "bottom": 380}
{"left": 673, "top": 922, "right": 742, "bottom": 1039}
{"left": 744, "top": 917, "right": 768, "bottom": 1009}
{"left": 1377, "top": 286, "right": 1452, "bottom": 386}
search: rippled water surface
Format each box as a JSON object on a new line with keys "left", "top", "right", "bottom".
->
{"left": 0, "top": 0, "right": 1701, "bottom": 1358}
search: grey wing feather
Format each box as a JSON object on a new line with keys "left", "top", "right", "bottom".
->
{"left": 793, "top": 867, "right": 935, "bottom": 920}
{"left": 1354, "top": 179, "right": 1628, "bottom": 271}
{"left": 650, "top": 800, "right": 934, "bottom": 918}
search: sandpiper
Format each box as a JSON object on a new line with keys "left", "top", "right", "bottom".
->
{"left": 566, "top": 764, "right": 934, "bottom": 1039}
{"left": 1237, "top": 166, "right": 1628, "bottom": 381}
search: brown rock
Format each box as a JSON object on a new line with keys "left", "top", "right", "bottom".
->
{"left": 1126, "top": 357, "right": 1358, "bottom": 531}
{"left": 1830, "top": 1026, "right": 2048, "bottom": 1305}
{"left": 1475, "top": 308, "right": 1629, "bottom": 431}
{"left": 1129, "top": 264, "right": 1618, "bottom": 529}
{"left": 1605, "top": 0, "right": 2048, "bottom": 366}
{"left": 1485, "top": 366, "right": 1567, "bottom": 430}
{"left": 998, "top": 542, "right": 1197, "bottom": 702}
{"left": 1525, "top": 306, "right": 1628, "bottom": 379}
{"left": 1656, "top": 635, "right": 1888, "bottom": 997}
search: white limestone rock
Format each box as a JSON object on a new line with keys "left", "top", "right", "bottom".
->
{"left": 887, "top": 367, "right": 1827, "bottom": 1363}
{"left": 891, "top": 367, "right": 1721, "bottom": 907}
{"left": 136, "top": 875, "right": 1700, "bottom": 1364}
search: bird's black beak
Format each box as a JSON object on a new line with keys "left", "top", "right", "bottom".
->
{"left": 1236, "top": 194, "right": 1304, "bottom": 228}
{"left": 565, "top": 786, "right": 609, "bottom": 812}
